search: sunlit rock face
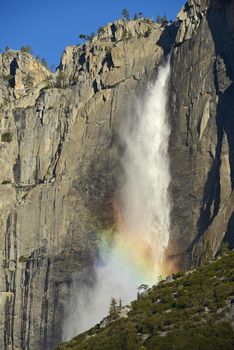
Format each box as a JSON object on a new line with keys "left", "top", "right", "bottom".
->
{"left": 167, "top": 0, "right": 234, "bottom": 268}
{"left": 0, "top": 19, "right": 169, "bottom": 350}
{"left": 0, "top": 50, "right": 52, "bottom": 99}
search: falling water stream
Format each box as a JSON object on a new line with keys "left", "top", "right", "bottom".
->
{"left": 63, "top": 59, "right": 171, "bottom": 340}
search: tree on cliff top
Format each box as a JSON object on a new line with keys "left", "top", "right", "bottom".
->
{"left": 156, "top": 14, "right": 168, "bottom": 25}
{"left": 122, "top": 8, "right": 130, "bottom": 21}
{"left": 20, "top": 45, "right": 33, "bottom": 54}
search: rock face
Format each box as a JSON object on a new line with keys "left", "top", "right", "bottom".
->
{"left": 0, "top": 1, "right": 234, "bottom": 348}
{"left": 168, "top": 0, "right": 234, "bottom": 268}
{"left": 0, "top": 20, "right": 167, "bottom": 350}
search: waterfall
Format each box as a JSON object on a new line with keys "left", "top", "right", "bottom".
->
{"left": 118, "top": 58, "right": 171, "bottom": 276}
{"left": 62, "top": 58, "right": 171, "bottom": 340}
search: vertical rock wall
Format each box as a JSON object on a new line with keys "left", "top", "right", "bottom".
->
{"left": 168, "top": 0, "right": 234, "bottom": 268}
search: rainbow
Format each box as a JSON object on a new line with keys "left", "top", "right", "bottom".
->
{"left": 98, "top": 222, "right": 173, "bottom": 288}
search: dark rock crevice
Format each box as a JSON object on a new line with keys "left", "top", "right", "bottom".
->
{"left": 196, "top": 59, "right": 224, "bottom": 241}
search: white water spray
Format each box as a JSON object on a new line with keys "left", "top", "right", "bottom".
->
{"left": 118, "top": 58, "right": 171, "bottom": 270}
{"left": 62, "top": 59, "right": 171, "bottom": 340}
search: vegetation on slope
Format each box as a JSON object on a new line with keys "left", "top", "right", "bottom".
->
{"left": 58, "top": 252, "right": 234, "bottom": 350}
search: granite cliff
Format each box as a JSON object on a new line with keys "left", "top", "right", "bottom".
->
{"left": 168, "top": 0, "right": 234, "bottom": 268}
{"left": 0, "top": 19, "right": 169, "bottom": 349}
{"left": 0, "top": 0, "right": 233, "bottom": 349}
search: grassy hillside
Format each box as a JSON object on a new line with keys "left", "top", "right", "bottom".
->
{"left": 58, "top": 252, "right": 234, "bottom": 350}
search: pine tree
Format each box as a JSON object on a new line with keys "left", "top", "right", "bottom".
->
{"left": 41, "top": 58, "right": 48, "bottom": 68}
{"left": 79, "top": 34, "right": 87, "bottom": 42}
{"left": 109, "top": 298, "right": 123, "bottom": 320}
{"left": 156, "top": 14, "right": 168, "bottom": 25}
{"left": 122, "top": 8, "right": 130, "bottom": 21}
{"left": 109, "top": 298, "right": 118, "bottom": 320}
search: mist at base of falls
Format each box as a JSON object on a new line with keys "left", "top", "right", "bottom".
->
{"left": 62, "top": 58, "right": 171, "bottom": 341}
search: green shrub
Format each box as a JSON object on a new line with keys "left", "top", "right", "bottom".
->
{"left": 2, "top": 74, "right": 13, "bottom": 82}
{"left": 172, "top": 271, "right": 184, "bottom": 279}
{"left": 20, "top": 45, "right": 33, "bottom": 54}
{"left": 19, "top": 255, "right": 27, "bottom": 263}
{"left": 79, "top": 34, "right": 86, "bottom": 40}
{"left": 2, "top": 179, "right": 11, "bottom": 184}
{"left": 144, "top": 28, "right": 152, "bottom": 38}
{"left": 122, "top": 29, "right": 132, "bottom": 41}
{"left": 122, "top": 29, "right": 128, "bottom": 41}
{"left": 24, "top": 74, "right": 34, "bottom": 88}
{"left": 1, "top": 132, "right": 13, "bottom": 142}
{"left": 54, "top": 71, "right": 66, "bottom": 88}
{"left": 219, "top": 242, "right": 230, "bottom": 257}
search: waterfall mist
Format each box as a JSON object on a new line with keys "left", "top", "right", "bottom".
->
{"left": 117, "top": 59, "right": 171, "bottom": 274}
{"left": 62, "top": 59, "right": 171, "bottom": 340}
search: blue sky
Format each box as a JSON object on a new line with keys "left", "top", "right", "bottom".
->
{"left": 1, "top": 0, "right": 185, "bottom": 68}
